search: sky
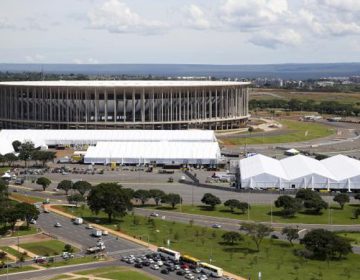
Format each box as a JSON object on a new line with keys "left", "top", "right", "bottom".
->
{"left": 0, "top": 0, "right": 360, "bottom": 65}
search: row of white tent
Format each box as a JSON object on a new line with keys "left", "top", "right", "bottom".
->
{"left": 84, "top": 141, "right": 221, "bottom": 165}
{"left": 0, "top": 129, "right": 217, "bottom": 155}
{"left": 239, "top": 154, "right": 360, "bottom": 190}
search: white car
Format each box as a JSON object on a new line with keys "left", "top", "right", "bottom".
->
{"left": 185, "top": 274, "right": 195, "bottom": 279}
{"left": 150, "top": 212, "right": 159, "bottom": 217}
{"left": 212, "top": 224, "right": 222, "bottom": 229}
{"left": 30, "top": 219, "right": 37, "bottom": 224}
{"left": 102, "top": 230, "right": 109, "bottom": 236}
{"left": 86, "top": 224, "right": 93, "bottom": 229}
{"left": 157, "top": 260, "right": 163, "bottom": 266}
{"left": 54, "top": 222, "right": 62, "bottom": 227}
{"left": 151, "top": 264, "right": 160, "bottom": 270}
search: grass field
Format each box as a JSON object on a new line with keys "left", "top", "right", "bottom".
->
{"left": 337, "top": 232, "right": 360, "bottom": 246}
{"left": 222, "top": 120, "right": 334, "bottom": 145}
{"left": 0, "top": 167, "right": 10, "bottom": 175}
{"left": 0, "top": 225, "right": 37, "bottom": 237}
{"left": 43, "top": 256, "right": 103, "bottom": 268}
{"left": 0, "top": 266, "right": 35, "bottom": 275}
{"left": 146, "top": 202, "right": 360, "bottom": 225}
{"left": 251, "top": 88, "right": 360, "bottom": 104}
{"left": 56, "top": 205, "right": 360, "bottom": 280}
{"left": 79, "top": 266, "right": 156, "bottom": 280}
{"left": 9, "top": 193, "right": 44, "bottom": 204}
{"left": 0, "top": 246, "right": 31, "bottom": 260}
{"left": 20, "top": 240, "right": 78, "bottom": 256}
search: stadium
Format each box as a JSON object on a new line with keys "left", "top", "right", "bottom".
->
{"left": 0, "top": 80, "right": 250, "bottom": 130}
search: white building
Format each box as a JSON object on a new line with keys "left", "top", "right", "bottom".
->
{"left": 321, "top": 155, "right": 360, "bottom": 190}
{"left": 238, "top": 154, "right": 360, "bottom": 191}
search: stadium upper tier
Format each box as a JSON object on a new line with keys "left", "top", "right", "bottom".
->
{"left": 0, "top": 80, "right": 250, "bottom": 130}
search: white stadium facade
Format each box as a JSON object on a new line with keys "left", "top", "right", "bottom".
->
{"left": 0, "top": 80, "right": 250, "bottom": 130}
{"left": 0, "top": 129, "right": 222, "bottom": 166}
{"left": 238, "top": 154, "right": 360, "bottom": 191}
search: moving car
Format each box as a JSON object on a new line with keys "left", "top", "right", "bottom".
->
{"left": 54, "top": 222, "right": 62, "bottom": 227}
{"left": 150, "top": 212, "right": 159, "bottom": 217}
{"left": 212, "top": 224, "right": 222, "bottom": 229}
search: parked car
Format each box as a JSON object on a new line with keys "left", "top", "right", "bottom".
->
{"left": 161, "top": 268, "right": 169, "bottom": 274}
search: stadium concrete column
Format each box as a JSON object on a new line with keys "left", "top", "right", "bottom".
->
{"left": 113, "top": 88, "right": 117, "bottom": 123}
{"left": 104, "top": 88, "right": 108, "bottom": 123}
{"left": 123, "top": 88, "right": 126, "bottom": 122}
{"left": 132, "top": 89, "right": 135, "bottom": 122}
{"left": 141, "top": 88, "right": 145, "bottom": 123}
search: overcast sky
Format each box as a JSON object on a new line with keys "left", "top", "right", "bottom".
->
{"left": 0, "top": 0, "right": 360, "bottom": 65}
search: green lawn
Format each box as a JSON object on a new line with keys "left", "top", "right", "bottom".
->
{"left": 146, "top": 203, "right": 360, "bottom": 225}
{"left": 10, "top": 193, "right": 45, "bottom": 204}
{"left": 77, "top": 266, "right": 156, "bottom": 280}
{"left": 0, "top": 266, "right": 36, "bottom": 275}
{"left": 0, "top": 167, "right": 11, "bottom": 175}
{"left": 222, "top": 120, "right": 334, "bottom": 145}
{"left": 337, "top": 232, "right": 360, "bottom": 246}
{"left": 42, "top": 256, "right": 102, "bottom": 268}
{"left": 0, "top": 225, "right": 38, "bottom": 237}
{"left": 20, "top": 240, "right": 78, "bottom": 256}
{"left": 0, "top": 246, "right": 31, "bottom": 260}
{"left": 56, "top": 205, "right": 360, "bottom": 280}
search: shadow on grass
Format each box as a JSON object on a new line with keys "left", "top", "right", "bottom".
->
{"left": 222, "top": 246, "right": 258, "bottom": 254}
{"left": 266, "top": 210, "right": 296, "bottom": 219}
{"left": 219, "top": 209, "right": 247, "bottom": 216}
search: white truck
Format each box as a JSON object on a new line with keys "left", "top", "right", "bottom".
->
{"left": 92, "top": 230, "right": 102, "bottom": 237}
{"left": 73, "top": 217, "right": 83, "bottom": 225}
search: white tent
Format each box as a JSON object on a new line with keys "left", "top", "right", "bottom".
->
{"left": 1, "top": 173, "right": 11, "bottom": 179}
{"left": 239, "top": 154, "right": 288, "bottom": 189}
{"left": 280, "top": 155, "right": 335, "bottom": 190}
{"left": 321, "top": 155, "right": 360, "bottom": 191}
{"left": 84, "top": 141, "right": 221, "bottom": 165}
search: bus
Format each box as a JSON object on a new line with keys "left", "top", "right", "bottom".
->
{"left": 157, "top": 247, "right": 181, "bottom": 261}
{"left": 199, "top": 262, "right": 223, "bottom": 278}
{"left": 180, "top": 255, "right": 201, "bottom": 268}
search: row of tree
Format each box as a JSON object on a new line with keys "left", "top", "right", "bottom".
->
{"left": 249, "top": 98, "right": 360, "bottom": 116}
{"left": 0, "top": 179, "right": 39, "bottom": 232}
{"left": 200, "top": 193, "right": 251, "bottom": 213}
{"left": 0, "top": 141, "right": 56, "bottom": 167}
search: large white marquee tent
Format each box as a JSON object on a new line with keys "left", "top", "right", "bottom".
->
{"left": 0, "top": 129, "right": 222, "bottom": 166}
{"left": 238, "top": 154, "right": 360, "bottom": 190}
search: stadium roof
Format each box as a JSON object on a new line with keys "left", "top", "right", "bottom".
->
{"left": 321, "top": 155, "right": 360, "bottom": 180}
{"left": 280, "top": 154, "right": 335, "bottom": 180}
{"left": 0, "top": 80, "right": 250, "bottom": 87}
{"left": 239, "top": 154, "right": 288, "bottom": 180}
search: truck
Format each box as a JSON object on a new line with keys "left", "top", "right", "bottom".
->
{"left": 92, "top": 230, "right": 102, "bottom": 237}
{"left": 86, "top": 241, "right": 105, "bottom": 254}
{"left": 73, "top": 217, "right": 83, "bottom": 225}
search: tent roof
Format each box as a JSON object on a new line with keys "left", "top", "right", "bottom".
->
{"left": 240, "top": 154, "right": 288, "bottom": 180}
{"left": 0, "top": 129, "right": 217, "bottom": 155}
{"left": 321, "top": 155, "right": 360, "bottom": 180}
{"left": 84, "top": 141, "right": 221, "bottom": 161}
{"left": 280, "top": 154, "right": 335, "bottom": 180}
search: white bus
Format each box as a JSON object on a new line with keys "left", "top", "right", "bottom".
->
{"left": 200, "top": 262, "right": 223, "bottom": 278}
{"left": 157, "top": 247, "right": 181, "bottom": 261}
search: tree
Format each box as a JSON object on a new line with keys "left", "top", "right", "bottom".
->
{"left": 36, "top": 177, "right": 51, "bottom": 191}
{"left": 133, "top": 189, "right": 151, "bottom": 206}
{"left": 87, "top": 183, "right": 132, "bottom": 223}
{"left": 275, "top": 195, "right": 302, "bottom": 217}
{"left": 4, "top": 153, "right": 18, "bottom": 167}
{"left": 240, "top": 223, "right": 272, "bottom": 251}
{"left": 57, "top": 180, "right": 73, "bottom": 195}
{"left": 222, "top": 231, "right": 243, "bottom": 245}
{"left": 353, "top": 208, "right": 360, "bottom": 219}
{"left": 161, "top": 193, "right": 182, "bottom": 209}
{"left": 238, "top": 202, "right": 250, "bottom": 214}
{"left": 201, "top": 193, "right": 221, "bottom": 210}
{"left": 301, "top": 229, "right": 352, "bottom": 260}
{"left": 64, "top": 244, "right": 74, "bottom": 253}
{"left": 333, "top": 193, "right": 350, "bottom": 210}
{"left": 12, "top": 140, "right": 22, "bottom": 153}
{"left": 67, "top": 194, "right": 85, "bottom": 207}
{"left": 73, "top": 181, "right": 92, "bottom": 196}
{"left": 224, "top": 199, "right": 241, "bottom": 212}
{"left": 296, "top": 189, "right": 327, "bottom": 214}
{"left": 149, "top": 189, "right": 166, "bottom": 206}
{"left": 0, "top": 179, "right": 9, "bottom": 201}
{"left": 18, "top": 141, "right": 35, "bottom": 168}
{"left": 32, "top": 151, "right": 56, "bottom": 167}
{"left": 282, "top": 227, "right": 299, "bottom": 246}
{"left": 4, "top": 207, "right": 22, "bottom": 231}
{"left": 16, "top": 203, "right": 40, "bottom": 228}
{"left": 354, "top": 193, "right": 360, "bottom": 201}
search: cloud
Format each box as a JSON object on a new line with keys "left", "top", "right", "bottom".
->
{"left": 25, "top": 54, "right": 45, "bottom": 63}
{"left": 250, "top": 29, "right": 302, "bottom": 48}
{"left": 73, "top": 57, "right": 99, "bottom": 64}
{"left": 0, "top": 18, "right": 15, "bottom": 29}
{"left": 88, "top": 0, "right": 166, "bottom": 34}
{"left": 184, "top": 4, "right": 211, "bottom": 30}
